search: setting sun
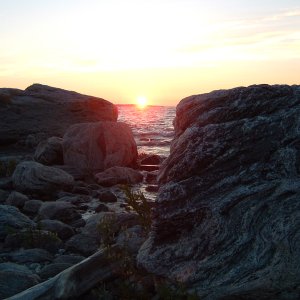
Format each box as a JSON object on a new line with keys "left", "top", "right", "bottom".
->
{"left": 137, "top": 96, "right": 148, "bottom": 109}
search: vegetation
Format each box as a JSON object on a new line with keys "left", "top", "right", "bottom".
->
{"left": 0, "top": 159, "right": 17, "bottom": 177}
{"left": 121, "top": 185, "right": 152, "bottom": 232}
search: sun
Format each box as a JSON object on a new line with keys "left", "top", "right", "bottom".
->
{"left": 136, "top": 96, "right": 148, "bottom": 109}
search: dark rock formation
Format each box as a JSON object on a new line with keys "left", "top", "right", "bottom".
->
{"left": 12, "top": 161, "right": 74, "bottom": 195}
{"left": 34, "top": 137, "right": 63, "bottom": 165}
{"left": 63, "top": 122, "right": 138, "bottom": 174}
{"left": 138, "top": 84, "right": 300, "bottom": 299}
{"left": 0, "top": 84, "right": 117, "bottom": 147}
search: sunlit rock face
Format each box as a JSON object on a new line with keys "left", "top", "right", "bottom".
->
{"left": 0, "top": 84, "right": 118, "bottom": 146}
{"left": 63, "top": 122, "right": 138, "bottom": 173}
{"left": 138, "top": 84, "right": 300, "bottom": 299}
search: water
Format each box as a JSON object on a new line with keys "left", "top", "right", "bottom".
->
{"left": 117, "top": 105, "right": 176, "bottom": 158}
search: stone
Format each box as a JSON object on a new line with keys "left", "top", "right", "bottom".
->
{"left": 23, "top": 199, "right": 43, "bottom": 215}
{"left": 34, "top": 136, "right": 63, "bottom": 165}
{"left": 12, "top": 161, "right": 74, "bottom": 195}
{"left": 138, "top": 84, "right": 300, "bottom": 299}
{"left": 39, "top": 219, "right": 75, "bottom": 240}
{"left": 8, "top": 247, "right": 122, "bottom": 300}
{"left": 65, "top": 233, "right": 99, "bottom": 256}
{"left": 4, "top": 229, "right": 63, "bottom": 253}
{"left": 63, "top": 122, "right": 138, "bottom": 173}
{"left": 38, "top": 201, "right": 81, "bottom": 225}
{"left": 0, "top": 205, "right": 35, "bottom": 241}
{"left": 94, "top": 190, "right": 118, "bottom": 203}
{"left": 0, "top": 188, "right": 9, "bottom": 204}
{"left": 5, "top": 248, "right": 53, "bottom": 263}
{"left": 95, "top": 203, "right": 109, "bottom": 213}
{"left": 0, "top": 262, "right": 40, "bottom": 299}
{"left": 0, "top": 84, "right": 117, "bottom": 147}
{"left": 6, "top": 191, "right": 29, "bottom": 208}
{"left": 140, "top": 154, "right": 161, "bottom": 165}
{"left": 39, "top": 263, "right": 73, "bottom": 280}
{"left": 53, "top": 254, "right": 85, "bottom": 265}
{"left": 95, "top": 166, "right": 143, "bottom": 187}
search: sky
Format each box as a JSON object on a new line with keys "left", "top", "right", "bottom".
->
{"left": 0, "top": 0, "right": 299, "bottom": 105}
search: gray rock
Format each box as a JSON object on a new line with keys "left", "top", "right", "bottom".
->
{"left": 63, "top": 122, "right": 137, "bottom": 174}
{"left": 12, "top": 161, "right": 74, "bottom": 195}
{"left": 65, "top": 233, "right": 99, "bottom": 256}
{"left": 39, "top": 263, "right": 73, "bottom": 280}
{"left": 38, "top": 201, "right": 81, "bottom": 225}
{"left": 5, "top": 248, "right": 53, "bottom": 263}
{"left": 0, "top": 205, "right": 35, "bottom": 241}
{"left": 34, "top": 136, "right": 63, "bottom": 165}
{"left": 0, "top": 189, "right": 9, "bottom": 204}
{"left": 95, "top": 166, "right": 143, "bottom": 187}
{"left": 95, "top": 203, "right": 109, "bottom": 212}
{"left": 40, "top": 219, "right": 75, "bottom": 240}
{"left": 138, "top": 84, "right": 300, "bottom": 299}
{"left": 140, "top": 154, "right": 161, "bottom": 165}
{"left": 0, "top": 262, "right": 40, "bottom": 299}
{"left": 6, "top": 191, "right": 29, "bottom": 208}
{"left": 94, "top": 190, "right": 117, "bottom": 203}
{"left": 53, "top": 254, "right": 85, "bottom": 265}
{"left": 23, "top": 199, "right": 43, "bottom": 215}
{"left": 0, "top": 84, "right": 117, "bottom": 147}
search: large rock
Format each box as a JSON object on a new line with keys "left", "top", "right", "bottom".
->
{"left": 95, "top": 166, "right": 143, "bottom": 186}
{"left": 138, "top": 84, "right": 300, "bottom": 299}
{"left": 0, "top": 205, "right": 35, "bottom": 241}
{"left": 34, "top": 137, "right": 63, "bottom": 165}
{"left": 0, "top": 84, "right": 118, "bottom": 146}
{"left": 12, "top": 161, "right": 74, "bottom": 195}
{"left": 63, "top": 122, "right": 138, "bottom": 173}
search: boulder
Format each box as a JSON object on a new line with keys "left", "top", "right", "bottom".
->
{"left": 93, "top": 190, "right": 117, "bottom": 203}
{"left": 6, "top": 191, "right": 28, "bottom": 208}
{"left": 137, "top": 84, "right": 300, "bottom": 299}
{"left": 53, "top": 254, "right": 85, "bottom": 265}
{"left": 38, "top": 263, "right": 73, "bottom": 280}
{"left": 0, "top": 205, "right": 35, "bottom": 241}
{"left": 63, "top": 122, "right": 138, "bottom": 173}
{"left": 39, "top": 219, "right": 75, "bottom": 240}
{"left": 23, "top": 199, "right": 43, "bottom": 215}
{"left": 0, "top": 262, "right": 40, "bottom": 299}
{"left": 0, "top": 84, "right": 117, "bottom": 147}
{"left": 34, "top": 137, "right": 63, "bottom": 165}
{"left": 95, "top": 166, "right": 143, "bottom": 187}
{"left": 4, "top": 248, "right": 53, "bottom": 263}
{"left": 38, "top": 201, "right": 81, "bottom": 225}
{"left": 65, "top": 233, "right": 99, "bottom": 256}
{"left": 12, "top": 161, "right": 74, "bottom": 195}
{"left": 140, "top": 154, "right": 161, "bottom": 165}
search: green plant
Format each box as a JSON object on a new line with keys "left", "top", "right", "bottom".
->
{"left": 97, "top": 214, "right": 119, "bottom": 251}
{"left": 121, "top": 185, "right": 152, "bottom": 232}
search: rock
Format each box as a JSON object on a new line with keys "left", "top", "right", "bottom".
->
{"left": 39, "top": 263, "right": 73, "bottom": 280}
{"left": 63, "top": 122, "right": 137, "bottom": 173}
{"left": 140, "top": 154, "right": 161, "bottom": 165}
{"left": 65, "top": 233, "right": 99, "bottom": 256}
{"left": 0, "top": 262, "right": 40, "bottom": 299}
{"left": 23, "top": 199, "right": 43, "bottom": 215}
{"left": 6, "top": 191, "right": 29, "bottom": 208}
{"left": 9, "top": 247, "right": 122, "bottom": 300}
{"left": 0, "top": 177, "right": 13, "bottom": 190}
{"left": 94, "top": 190, "right": 118, "bottom": 203}
{"left": 139, "top": 164, "right": 160, "bottom": 171}
{"left": 0, "top": 189, "right": 9, "bottom": 204}
{"left": 145, "top": 170, "right": 158, "bottom": 183}
{"left": 145, "top": 185, "right": 159, "bottom": 192}
{"left": 5, "top": 248, "right": 53, "bottom": 263}
{"left": 0, "top": 205, "right": 35, "bottom": 241}
{"left": 40, "top": 220, "right": 75, "bottom": 240}
{"left": 138, "top": 84, "right": 300, "bottom": 299}
{"left": 39, "top": 219, "right": 75, "bottom": 240}
{"left": 95, "top": 166, "right": 143, "bottom": 187}
{"left": 95, "top": 203, "right": 109, "bottom": 213}
{"left": 4, "top": 229, "right": 63, "bottom": 253}
{"left": 38, "top": 201, "right": 81, "bottom": 225}
{"left": 12, "top": 161, "right": 74, "bottom": 195}
{"left": 53, "top": 254, "right": 85, "bottom": 265}
{"left": 0, "top": 84, "right": 117, "bottom": 147}
{"left": 34, "top": 137, "right": 63, "bottom": 165}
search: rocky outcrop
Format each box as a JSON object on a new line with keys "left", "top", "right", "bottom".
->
{"left": 12, "top": 161, "right": 74, "bottom": 195}
{"left": 0, "top": 84, "right": 117, "bottom": 146}
{"left": 34, "top": 137, "right": 63, "bottom": 165}
{"left": 95, "top": 166, "right": 143, "bottom": 186}
{"left": 138, "top": 85, "right": 300, "bottom": 299}
{"left": 63, "top": 122, "right": 138, "bottom": 173}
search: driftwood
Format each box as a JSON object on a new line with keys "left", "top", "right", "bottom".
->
{"left": 9, "top": 246, "right": 121, "bottom": 300}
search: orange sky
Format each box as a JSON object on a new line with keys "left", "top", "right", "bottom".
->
{"left": 1, "top": 0, "right": 299, "bottom": 106}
